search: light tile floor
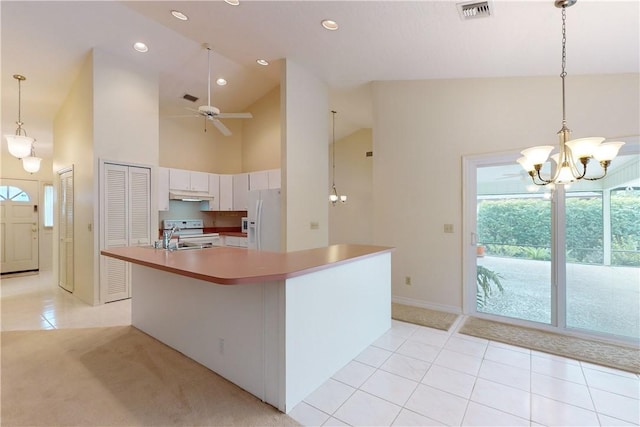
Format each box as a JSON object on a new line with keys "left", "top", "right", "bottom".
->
{"left": 2, "top": 271, "right": 639, "bottom": 426}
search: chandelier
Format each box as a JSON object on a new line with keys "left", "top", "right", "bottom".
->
{"left": 329, "top": 110, "right": 347, "bottom": 205}
{"left": 517, "top": 0, "right": 624, "bottom": 186}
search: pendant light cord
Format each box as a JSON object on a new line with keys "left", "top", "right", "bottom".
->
{"left": 560, "top": 6, "right": 568, "bottom": 130}
{"left": 331, "top": 110, "right": 337, "bottom": 187}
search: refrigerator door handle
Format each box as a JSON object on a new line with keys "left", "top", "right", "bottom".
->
{"left": 256, "top": 199, "right": 263, "bottom": 250}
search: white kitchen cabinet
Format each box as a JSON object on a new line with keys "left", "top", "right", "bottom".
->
{"left": 267, "top": 169, "right": 281, "bottom": 189}
{"left": 200, "top": 173, "right": 220, "bottom": 211}
{"left": 219, "top": 174, "right": 233, "bottom": 211}
{"left": 169, "top": 168, "right": 209, "bottom": 192}
{"left": 225, "top": 236, "right": 248, "bottom": 247}
{"left": 249, "top": 171, "right": 269, "bottom": 191}
{"left": 233, "top": 173, "right": 249, "bottom": 211}
{"left": 157, "top": 167, "right": 170, "bottom": 211}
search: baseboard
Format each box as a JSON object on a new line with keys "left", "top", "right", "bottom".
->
{"left": 392, "top": 296, "right": 462, "bottom": 315}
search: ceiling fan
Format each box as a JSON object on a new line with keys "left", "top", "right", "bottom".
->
{"left": 180, "top": 43, "right": 252, "bottom": 136}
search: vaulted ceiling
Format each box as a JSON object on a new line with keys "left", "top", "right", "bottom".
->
{"left": 2, "top": 1, "right": 638, "bottom": 158}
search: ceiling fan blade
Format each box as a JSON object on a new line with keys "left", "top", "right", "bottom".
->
{"left": 211, "top": 118, "right": 232, "bottom": 136}
{"left": 216, "top": 112, "right": 253, "bottom": 119}
{"left": 167, "top": 114, "right": 200, "bottom": 119}
{"left": 185, "top": 107, "right": 204, "bottom": 115}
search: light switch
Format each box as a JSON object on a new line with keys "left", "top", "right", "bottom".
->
{"left": 444, "top": 224, "right": 454, "bottom": 233}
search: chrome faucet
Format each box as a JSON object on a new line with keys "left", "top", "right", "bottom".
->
{"left": 162, "top": 225, "right": 179, "bottom": 249}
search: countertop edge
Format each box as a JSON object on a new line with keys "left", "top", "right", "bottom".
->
{"left": 101, "top": 245, "right": 394, "bottom": 285}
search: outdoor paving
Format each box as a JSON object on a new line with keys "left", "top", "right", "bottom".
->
{"left": 477, "top": 256, "right": 640, "bottom": 339}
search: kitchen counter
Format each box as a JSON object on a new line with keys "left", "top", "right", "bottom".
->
{"left": 100, "top": 244, "right": 392, "bottom": 413}
{"left": 101, "top": 244, "right": 390, "bottom": 285}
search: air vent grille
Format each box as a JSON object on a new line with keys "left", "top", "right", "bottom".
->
{"left": 183, "top": 93, "right": 199, "bottom": 102}
{"left": 457, "top": 1, "right": 492, "bottom": 20}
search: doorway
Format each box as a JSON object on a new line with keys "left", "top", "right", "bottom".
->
{"left": 0, "top": 179, "right": 39, "bottom": 274}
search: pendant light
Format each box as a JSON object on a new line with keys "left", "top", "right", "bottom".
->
{"left": 329, "top": 110, "right": 347, "bottom": 205}
{"left": 5, "top": 74, "right": 35, "bottom": 159}
{"left": 517, "top": 0, "right": 624, "bottom": 185}
{"left": 22, "top": 144, "right": 42, "bottom": 173}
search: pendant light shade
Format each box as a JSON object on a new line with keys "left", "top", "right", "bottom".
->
{"left": 5, "top": 74, "right": 36, "bottom": 160}
{"left": 6, "top": 134, "right": 34, "bottom": 159}
{"left": 22, "top": 154, "right": 42, "bottom": 173}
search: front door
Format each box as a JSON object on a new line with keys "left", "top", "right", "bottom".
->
{"left": 0, "top": 179, "right": 39, "bottom": 273}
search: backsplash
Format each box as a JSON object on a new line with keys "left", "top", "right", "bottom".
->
{"left": 158, "top": 200, "right": 246, "bottom": 228}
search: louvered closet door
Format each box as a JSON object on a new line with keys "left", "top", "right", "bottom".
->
{"left": 102, "top": 164, "right": 151, "bottom": 303}
{"left": 104, "top": 164, "right": 130, "bottom": 302}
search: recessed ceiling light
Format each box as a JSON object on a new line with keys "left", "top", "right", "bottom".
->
{"left": 256, "top": 59, "right": 269, "bottom": 66}
{"left": 216, "top": 78, "right": 227, "bottom": 86}
{"left": 171, "top": 10, "right": 188, "bottom": 21}
{"left": 224, "top": 0, "right": 240, "bottom": 5}
{"left": 133, "top": 42, "right": 148, "bottom": 53}
{"left": 321, "top": 19, "right": 339, "bottom": 31}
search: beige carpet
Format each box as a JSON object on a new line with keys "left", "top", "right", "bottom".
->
{"left": 391, "top": 303, "right": 459, "bottom": 331}
{"left": 1, "top": 326, "right": 299, "bottom": 426}
{"left": 459, "top": 317, "right": 640, "bottom": 374}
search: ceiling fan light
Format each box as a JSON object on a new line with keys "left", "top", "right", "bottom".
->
{"left": 521, "top": 145, "right": 554, "bottom": 165}
{"left": 22, "top": 155, "right": 42, "bottom": 173}
{"left": 593, "top": 141, "right": 625, "bottom": 162}
{"left": 5, "top": 134, "right": 34, "bottom": 158}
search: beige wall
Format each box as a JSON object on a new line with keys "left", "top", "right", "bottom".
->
{"left": 329, "top": 128, "right": 373, "bottom": 245}
{"left": 242, "top": 86, "right": 281, "bottom": 172}
{"left": 281, "top": 60, "right": 329, "bottom": 251}
{"left": 159, "top": 112, "right": 243, "bottom": 174}
{"left": 372, "top": 73, "right": 640, "bottom": 312}
{"left": 53, "top": 52, "right": 94, "bottom": 304}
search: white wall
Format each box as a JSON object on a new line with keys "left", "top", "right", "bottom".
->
{"left": 53, "top": 49, "right": 160, "bottom": 305}
{"left": 281, "top": 60, "right": 329, "bottom": 251}
{"left": 372, "top": 73, "right": 640, "bottom": 312}
{"left": 329, "top": 128, "right": 373, "bottom": 245}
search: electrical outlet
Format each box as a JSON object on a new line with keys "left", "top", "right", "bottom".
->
{"left": 310, "top": 221, "right": 319, "bottom": 230}
{"left": 405, "top": 276, "right": 412, "bottom": 286}
{"left": 444, "top": 224, "right": 454, "bottom": 233}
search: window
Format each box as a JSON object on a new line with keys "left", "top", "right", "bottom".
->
{"left": 43, "top": 184, "right": 54, "bottom": 228}
{"left": 0, "top": 185, "right": 31, "bottom": 202}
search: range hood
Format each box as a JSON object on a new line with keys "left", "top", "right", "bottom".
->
{"left": 169, "top": 191, "right": 214, "bottom": 202}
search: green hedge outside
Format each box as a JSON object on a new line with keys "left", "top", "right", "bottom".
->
{"left": 477, "top": 191, "right": 640, "bottom": 266}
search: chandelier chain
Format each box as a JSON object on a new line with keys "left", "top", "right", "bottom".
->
{"left": 560, "top": 5, "right": 568, "bottom": 128}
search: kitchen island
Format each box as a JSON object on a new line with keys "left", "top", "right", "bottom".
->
{"left": 101, "top": 244, "right": 392, "bottom": 413}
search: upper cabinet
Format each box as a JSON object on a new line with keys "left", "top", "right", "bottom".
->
{"left": 169, "top": 169, "right": 209, "bottom": 192}
{"left": 200, "top": 173, "right": 220, "bottom": 211}
{"left": 233, "top": 173, "right": 249, "bottom": 211}
{"left": 219, "top": 174, "right": 234, "bottom": 211}
{"left": 249, "top": 169, "right": 281, "bottom": 191}
{"left": 157, "top": 167, "right": 170, "bottom": 211}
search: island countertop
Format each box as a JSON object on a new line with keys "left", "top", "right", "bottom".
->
{"left": 101, "top": 244, "right": 394, "bottom": 285}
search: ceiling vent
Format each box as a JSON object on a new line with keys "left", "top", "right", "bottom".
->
{"left": 183, "top": 93, "right": 199, "bottom": 102}
{"left": 457, "top": 1, "right": 492, "bottom": 20}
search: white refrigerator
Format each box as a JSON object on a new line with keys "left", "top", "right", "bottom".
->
{"left": 247, "top": 189, "right": 281, "bottom": 252}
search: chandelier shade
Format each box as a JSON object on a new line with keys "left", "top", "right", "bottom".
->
{"left": 517, "top": 1, "right": 624, "bottom": 185}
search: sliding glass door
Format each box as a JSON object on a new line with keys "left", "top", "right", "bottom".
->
{"left": 465, "top": 148, "right": 639, "bottom": 342}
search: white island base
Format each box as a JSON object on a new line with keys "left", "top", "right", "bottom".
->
{"left": 130, "top": 251, "right": 391, "bottom": 412}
